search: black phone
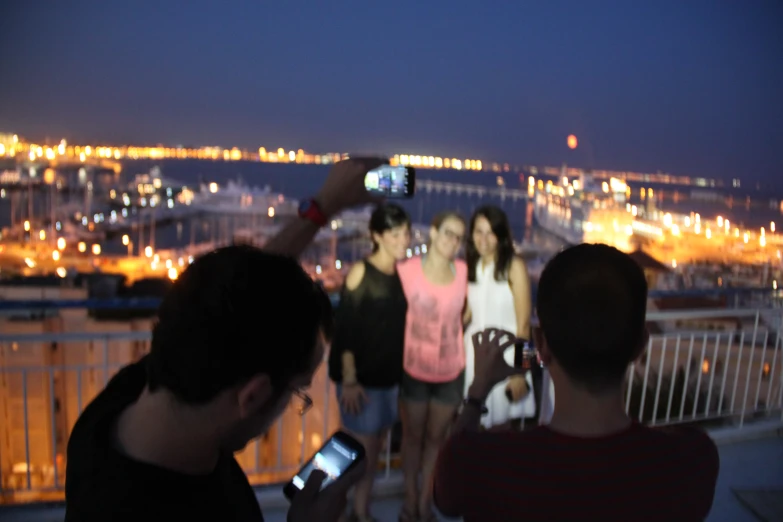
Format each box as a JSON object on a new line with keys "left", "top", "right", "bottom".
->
{"left": 283, "top": 430, "right": 366, "bottom": 500}
{"left": 507, "top": 340, "right": 535, "bottom": 401}
{"left": 364, "top": 165, "right": 415, "bottom": 198}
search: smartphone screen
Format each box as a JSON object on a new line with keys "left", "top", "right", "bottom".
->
{"left": 364, "top": 165, "right": 415, "bottom": 198}
{"left": 284, "top": 431, "right": 365, "bottom": 499}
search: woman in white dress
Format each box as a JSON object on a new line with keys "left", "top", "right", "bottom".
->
{"left": 464, "top": 205, "right": 535, "bottom": 429}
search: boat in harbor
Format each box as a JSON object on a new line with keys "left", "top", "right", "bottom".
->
{"left": 533, "top": 165, "right": 635, "bottom": 251}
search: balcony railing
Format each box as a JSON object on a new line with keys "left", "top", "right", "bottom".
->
{"left": 0, "top": 296, "right": 781, "bottom": 505}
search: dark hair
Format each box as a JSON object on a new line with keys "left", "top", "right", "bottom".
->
{"left": 466, "top": 205, "right": 515, "bottom": 282}
{"left": 536, "top": 244, "right": 648, "bottom": 392}
{"left": 146, "top": 245, "right": 333, "bottom": 405}
{"left": 369, "top": 203, "right": 410, "bottom": 252}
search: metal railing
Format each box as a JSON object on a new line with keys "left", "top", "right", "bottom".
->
{"left": 0, "top": 301, "right": 782, "bottom": 504}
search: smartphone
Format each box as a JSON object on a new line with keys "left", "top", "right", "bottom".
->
{"left": 507, "top": 340, "right": 536, "bottom": 402}
{"left": 283, "top": 430, "right": 366, "bottom": 500}
{"left": 364, "top": 165, "right": 415, "bottom": 198}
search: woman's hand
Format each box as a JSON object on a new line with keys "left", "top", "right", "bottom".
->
{"left": 340, "top": 383, "right": 367, "bottom": 415}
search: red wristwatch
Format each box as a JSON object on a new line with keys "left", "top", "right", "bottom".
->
{"left": 298, "top": 198, "right": 329, "bottom": 227}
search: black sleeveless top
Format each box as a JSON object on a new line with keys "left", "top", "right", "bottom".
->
{"left": 327, "top": 260, "right": 408, "bottom": 388}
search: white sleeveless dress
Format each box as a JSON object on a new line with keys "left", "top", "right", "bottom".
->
{"left": 464, "top": 261, "right": 536, "bottom": 428}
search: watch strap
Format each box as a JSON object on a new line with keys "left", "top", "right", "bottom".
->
{"left": 298, "top": 198, "right": 328, "bottom": 227}
{"left": 463, "top": 396, "right": 489, "bottom": 415}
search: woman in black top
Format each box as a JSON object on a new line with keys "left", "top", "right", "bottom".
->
{"left": 328, "top": 203, "right": 410, "bottom": 522}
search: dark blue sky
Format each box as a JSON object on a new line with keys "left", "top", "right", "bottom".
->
{"left": 1, "top": 1, "right": 781, "bottom": 183}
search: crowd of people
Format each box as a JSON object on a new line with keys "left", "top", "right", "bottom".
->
{"left": 63, "top": 158, "right": 720, "bottom": 522}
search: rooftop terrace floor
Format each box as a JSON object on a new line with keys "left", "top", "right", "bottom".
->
{"left": 3, "top": 432, "right": 782, "bottom": 522}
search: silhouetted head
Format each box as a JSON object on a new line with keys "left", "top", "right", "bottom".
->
{"left": 467, "top": 205, "right": 514, "bottom": 282}
{"left": 369, "top": 203, "right": 411, "bottom": 260}
{"left": 535, "top": 244, "right": 648, "bottom": 393}
{"left": 146, "top": 245, "right": 333, "bottom": 452}
{"left": 429, "top": 211, "right": 465, "bottom": 262}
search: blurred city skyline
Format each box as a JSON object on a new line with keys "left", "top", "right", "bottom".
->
{"left": 1, "top": 0, "right": 781, "bottom": 183}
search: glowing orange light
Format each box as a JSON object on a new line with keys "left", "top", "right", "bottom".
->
{"left": 567, "top": 134, "right": 578, "bottom": 150}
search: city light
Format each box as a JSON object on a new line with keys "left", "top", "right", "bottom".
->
{"left": 52, "top": 250, "right": 60, "bottom": 261}
{"left": 567, "top": 134, "right": 578, "bottom": 149}
{"left": 56, "top": 267, "right": 67, "bottom": 278}
{"left": 145, "top": 246, "right": 153, "bottom": 258}
{"left": 39, "top": 230, "right": 46, "bottom": 241}
{"left": 772, "top": 222, "right": 777, "bottom": 233}
{"left": 92, "top": 244, "right": 101, "bottom": 255}
{"left": 168, "top": 267, "right": 179, "bottom": 280}
{"left": 122, "top": 234, "right": 130, "bottom": 246}
{"left": 23, "top": 220, "right": 30, "bottom": 232}
{"left": 57, "top": 237, "right": 66, "bottom": 250}
{"left": 78, "top": 242, "right": 87, "bottom": 253}
{"left": 268, "top": 206, "right": 275, "bottom": 217}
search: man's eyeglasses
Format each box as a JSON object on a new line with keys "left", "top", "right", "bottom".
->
{"left": 291, "top": 388, "right": 313, "bottom": 416}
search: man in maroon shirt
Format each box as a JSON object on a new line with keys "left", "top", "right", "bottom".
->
{"left": 434, "top": 244, "right": 719, "bottom": 521}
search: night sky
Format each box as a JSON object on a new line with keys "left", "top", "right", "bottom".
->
{"left": 1, "top": 1, "right": 781, "bottom": 183}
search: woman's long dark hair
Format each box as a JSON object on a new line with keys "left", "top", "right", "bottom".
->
{"left": 369, "top": 203, "right": 411, "bottom": 252}
{"left": 466, "top": 205, "right": 515, "bottom": 282}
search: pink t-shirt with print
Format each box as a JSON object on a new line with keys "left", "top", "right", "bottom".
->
{"left": 398, "top": 257, "right": 467, "bottom": 383}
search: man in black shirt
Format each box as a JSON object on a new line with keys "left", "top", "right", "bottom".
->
{"left": 64, "top": 159, "right": 384, "bottom": 522}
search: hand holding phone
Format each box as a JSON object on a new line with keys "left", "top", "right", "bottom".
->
{"left": 284, "top": 431, "right": 367, "bottom": 522}
{"left": 364, "top": 165, "right": 416, "bottom": 199}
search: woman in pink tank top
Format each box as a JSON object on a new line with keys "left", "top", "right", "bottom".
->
{"left": 396, "top": 211, "right": 467, "bottom": 522}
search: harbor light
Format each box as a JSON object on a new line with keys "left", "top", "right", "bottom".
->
{"left": 772, "top": 222, "right": 776, "bottom": 233}
{"left": 743, "top": 232, "right": 749, "bottom": 244}
{"left": 39, "top": 230, "right": 46, "bottom": 241}
{"left": 23, "top": 220, "right": 30, "bottom": 232}
{"left": 153, "top": 254, "right": 160, "bottom": 263}
{"left": 760, "top": 227, "right": 766, "bottom": 236}
{"left": 57, "top": 237, "right": 66, "bottom": 250}
{"left": 122, "top": 234, "right": 130, "bottom": 246}
{"left": 717, "top": 216, "right": 723, "bottom": 227}
{"left": 209, "top": 182, "right": 218, "bottom": 193}
{"left": 52, "top": 250, "right": 60, "bottom": 261}
{"left": 145, "top": 246, "right": 153, "bottom": 258}
{"left": 705, "top": 228, "right": 712, "bottom": 239}
{"left": 56, "top": 267, "right": 67, "bottom": 278}
{"left": 78, "top": 242, "right": 86, "bottom": 253}
{"left": 268, "top": 206, "right": 275, "bottom": 218}
{"left": 663, "top": 213, "right": 673, "bottom": 227}
{"left": 168, "top": 267, "right": 179, "bottom": 281}
{"left": 761, "top": 236, "right": 767, "bottom": 247}
{"left": 724, "top": 220, "right": 730, "bottom": 233}
{"left": 165, "top": 259, "right": 172, "bottom": 269}
{"left": 695, "top": 213, "right": 701, "bottom": 224}
{"left": 92, "top": 244, "right": 101, "bottom": 255}
{"left": 671, "top": 224, "right": 680, "bottom": 236}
